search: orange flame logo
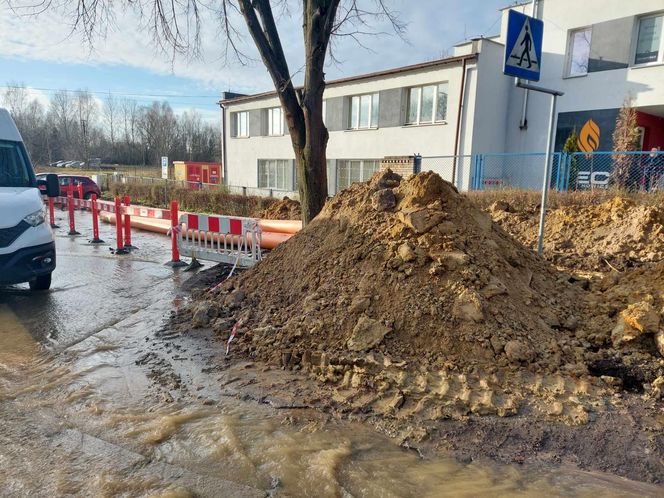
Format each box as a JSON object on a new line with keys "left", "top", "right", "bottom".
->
{"left": 577, "top": 119, "right": 600, "bottom": 153}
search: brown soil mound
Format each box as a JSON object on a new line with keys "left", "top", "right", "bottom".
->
{"left": 188, "top": 171, "right": 636, "bottom": 422}
{"left": 490, "top": 197, "right": 664, "bottom": 271}
{"left": 172, "top": 174, "right": 664, "bottom": 480}
{"left": 582, "top": 262, "right": 664, "bottom": 391}
{"left": 234, "top": 171, "right": 582, "bottom": 370}
{"left": 260, "top": 196, "right": 301, "bottom": 220}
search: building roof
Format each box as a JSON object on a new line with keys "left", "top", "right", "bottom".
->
{"left": 218, "top": 53, "right": 478, "bottom": 106}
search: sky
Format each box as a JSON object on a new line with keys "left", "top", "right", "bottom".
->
{"left": 0, "top": 0, "right": 514, "bottom": 123}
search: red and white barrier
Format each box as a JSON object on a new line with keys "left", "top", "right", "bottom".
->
{"left": 48, "top": 192, "right": 266, "bottom": 269}
{"left": 177, "top": 213, "right": 262, "bottom": 268}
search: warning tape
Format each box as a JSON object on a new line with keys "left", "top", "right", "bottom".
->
{"left": 54, "top": 197, "right": 172, "bottom": 219}
{"left": 123, "top": 205, "right": 172, "bottom": 219}
{"left": 226, "top": 319, "right": 244, "bottom": 355}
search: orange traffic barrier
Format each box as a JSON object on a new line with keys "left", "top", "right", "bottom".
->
{"left": 67, "top": 187, "right": 79, "bottom": 235}
{"left": 48, "top": 197, "right": 58, "bottom": 228}
{"left": 123, "top": 196, "right": 133, "bottom": 248}
{"left": 113, "top": 196, "right": 128, "bottom": 254}
{"left": 98, "top": 212, "right": 293, "bottom": 250}
{"left": 90, "top": 194, "right": 104, "bottom": 244}
{"left": 167, "top": 200, "right": 186, "bottom": 267}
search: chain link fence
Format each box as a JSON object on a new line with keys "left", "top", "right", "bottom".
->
{"left": 556, "top": 151, "right": 664, "bottom": 192}
{"left": 417, "top": 155, "right": 474, "bottom": 188}
{"left": 419, "top": 151, "right": 664, "bottom": 193}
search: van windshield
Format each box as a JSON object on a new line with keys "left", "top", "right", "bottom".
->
{"left": 0, "top": 140, "right": 35, "bottom": 188}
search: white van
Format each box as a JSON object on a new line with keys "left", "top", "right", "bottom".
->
{"left": 0, "top": 108, "right": 59, "bottom": 290}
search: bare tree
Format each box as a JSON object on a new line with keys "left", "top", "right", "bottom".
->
{"left": 2, "top": 83, "right": 29, "bottom": 117}
{"left": 138, "top": 101, "right": 178, "bottom": 165}
{"left": 75, "top": 90, "right": 99, "bottom": 163}
{"left": 103, "top": 92, "right": 118, "bottom": 151}
{"left": 16, "top": 0, "right": 404, "bottom": 224}
{"left": 49, "top": 90, "right": 76, "bottom": 154}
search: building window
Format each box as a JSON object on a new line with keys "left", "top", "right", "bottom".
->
{"left": 567, "top": 28, "right": 592, "bottom": 76}
{"left": 267, "top": 107, "right": 283, "bottom": 136}
{"left": 635, "top": 15, "right": 663, "bottom": 65}
{"left": 349, "top": 93, "right": 379, "bottom": 129}
{"left": 233, "top": 111, "right": 248, "bottom": 137}
{"left": 337, "top": 159, "right": 379, "bottom": 190}
{"left": 258, "top": 159, "right": 292, "bottom": 190}
{"left": 406, "top": 83, "right": 448, "bottom": 125}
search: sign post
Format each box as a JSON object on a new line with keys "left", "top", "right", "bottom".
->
{"left": 504, "top": 9, "right": 563, "bottom": 256}
{"left": 161, "top": 156, "right": 169, "bottom": 180}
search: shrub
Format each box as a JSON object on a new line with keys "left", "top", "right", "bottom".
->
{"left": 106, "top": 183, "right": 279, "bottom": 218}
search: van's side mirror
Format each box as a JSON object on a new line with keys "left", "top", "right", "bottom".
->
{"left": 44, "top": 174, "right": 60, "bottom": 198}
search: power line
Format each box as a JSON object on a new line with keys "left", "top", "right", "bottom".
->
{"left": 0, "top": 84, "right": 221, "bottom": 100}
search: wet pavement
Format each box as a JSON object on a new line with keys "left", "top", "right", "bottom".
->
{"left": 1, "top": 208, "right": 662, "bottom": 497}
{"left": 0, "top": 207, "right": 182, "bottom": 349}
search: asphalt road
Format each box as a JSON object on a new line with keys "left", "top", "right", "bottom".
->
{"left": 0, "top": 206, "right": 187, "bottom": 349}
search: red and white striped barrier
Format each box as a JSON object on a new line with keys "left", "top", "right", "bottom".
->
{"left": 123, "top": 205, "right": 172, "bottom": 220}
{"left": 178, "top": 213, "right": 262, "bottom": 268}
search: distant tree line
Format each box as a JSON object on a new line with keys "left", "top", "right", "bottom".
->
{"left": 2, "top": 84, "right": 221, "bottom": 167}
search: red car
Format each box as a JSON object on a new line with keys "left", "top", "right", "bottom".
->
{"left": 36, "top": 174, "right": 101, "bottom": 199}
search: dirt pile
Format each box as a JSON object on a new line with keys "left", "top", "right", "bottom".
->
{"left": 490, "top": 197, "right": 664, "bottom": 271}
{"left": 185, "top": 171, "right": 639, "bottom": 422}
{"left": 260, "top": 196, "right": 301, "bottom": 220}
{"left": 582, "top": 262, "right": 664, "bottom": 393}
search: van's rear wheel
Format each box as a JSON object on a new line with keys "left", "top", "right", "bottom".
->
{"left": 29, "top": 273, "right": 52, "bottom": 291}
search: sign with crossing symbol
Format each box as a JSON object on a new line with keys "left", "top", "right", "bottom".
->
{"left": 504, "top": 9, "right": 543, "bottom": 81}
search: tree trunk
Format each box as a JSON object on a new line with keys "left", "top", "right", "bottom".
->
{"left": 296, "top": 105, "right": 329, "bottom": 224}
{"left": 239, "top": 0, "right": 337, "bottom": 225}
{"left": 296, "top": 1, "right": 334, "bottom": 225}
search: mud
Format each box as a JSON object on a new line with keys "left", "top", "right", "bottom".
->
{"left": 172, "top": 172, "right": 664, "bottom": 485}
{"left": 5, "top": 265, "right": 658, "bottom": 497}
{"left": 261, "top": 197, "right": 302, "bottom": 220}
{"left": 488, "top": 196, "right": 664, "bottom": 272}
{"left": 3, "top": 187, "right": 663, "bottom": 495}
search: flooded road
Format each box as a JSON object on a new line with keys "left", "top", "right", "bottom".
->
{"left": 0, "top": 209, "right": 661, "bottom": 497}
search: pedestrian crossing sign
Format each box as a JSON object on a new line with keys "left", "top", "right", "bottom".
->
{"left": 504, "top": 10, "right": 543, "bottom": 81}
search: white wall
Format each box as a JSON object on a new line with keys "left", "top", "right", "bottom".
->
{"left": 223, "top": 61, "right": 471, "bottom": 190}
{"left": 503, "top": 0, "right": 664, "bottom": 154}
{"left": 222, "top": 0, "right": 664, "bottom": 192}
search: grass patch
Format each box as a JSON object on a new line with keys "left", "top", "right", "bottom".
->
{"left": 105, "top": 182, "right": 279, "bottom": 218}
{"left": 466, "top": 188, "right": 664, "bottom": 212}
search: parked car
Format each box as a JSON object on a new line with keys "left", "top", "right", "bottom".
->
{"left": 0, "top": 107, "right": 59, "bottom": 290}
{"left": 36, "top": 173, "right": 101, "bottom": 199}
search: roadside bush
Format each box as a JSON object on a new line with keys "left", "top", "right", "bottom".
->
{"left": 106, "top": 182, "right": 279, "bottom": 218}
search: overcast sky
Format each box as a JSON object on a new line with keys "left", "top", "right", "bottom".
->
{"left": 0, "top": 0, "right": 513, "bottom": 120}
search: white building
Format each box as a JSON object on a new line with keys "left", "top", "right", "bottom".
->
{"left": 219, "top": 0, "right": 664, "bottom": 194}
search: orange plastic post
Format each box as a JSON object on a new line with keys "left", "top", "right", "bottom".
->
{"left": 77, "top": 183, "right": 84, "bottom": 208}
{"left": 67, "top": 186, "right": 79, "bottom": 235}
{"left": 123, "top": 195, "right": 132, "bottom": 248}
{"left": 114, "top": 196, "right": 125, "bottom": 252}
{"left": 90, "top": 194, "right": 104, "bottom": 244}
{"left": 166, "top": 200, "right": 186, "bottom": 267}
{"left": 48, "top": 197, "right": 57, "bottom": 228}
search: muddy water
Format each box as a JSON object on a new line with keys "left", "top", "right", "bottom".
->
{"left": 1, "top": 305, "right": 660, "bottom": 497}
{"left": 0, "top": 211, "right": 660, "bottom": 497}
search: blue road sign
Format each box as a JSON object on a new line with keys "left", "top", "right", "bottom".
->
{"left": 504, "top": 10, "right": 543, "bottom": 81}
